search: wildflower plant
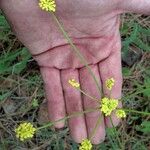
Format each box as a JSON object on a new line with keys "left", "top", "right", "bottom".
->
{"left": 116, "top": 109, "right": 126, "bottom": 118}
{"left": 14, "top": 0, "right": 125, "bottom": 146}
{"left": 15, "top": 122, "right": 36, "bottom": 141}
{"left": 39, "top": 0, "right": 56, "bottom": 12}
{"left": 105, "top": 78, "right": 115, "bottom": 90}
{"left": 79, "top": 139, "right": 92, "bottom": 150}
{"left": 13, "top": 1, "right": 150, "bottom": 149}
{"left": 101, "top": 97, "right": 118, "bottom": 116}
{"left": 68, "top": 79, "right": 80, "bottom": 88}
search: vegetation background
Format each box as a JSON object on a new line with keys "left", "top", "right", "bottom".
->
{"left": 0, "top": 11, "right": 150, "bottom": 150}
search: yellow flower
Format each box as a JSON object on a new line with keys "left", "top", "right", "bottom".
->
{"left": 101, "top": 97, "right": 118, "bottom": 116}
{"left": 39, "top": 0, "right": 56, "bottom": 12}
{"left": 109, "top": 98, "right": 119, "bottom": 110}
{"left": 15, "top": 122, "right": 36, "bottom": 141}
{"left": 68, "top": 79, "right": 80, "bottom": 88}
{"left": 116, "top": 109, "right": 126, "bottom": 118}
{"left": 105, "top": 78, "right": 115, "bottom": 90}
{"left": 79, "top": 139, "right": 92, "bottom": 150}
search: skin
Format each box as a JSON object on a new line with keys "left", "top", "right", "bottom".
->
{"left": 0, "top": 0, "right": 150, "bottom": 144}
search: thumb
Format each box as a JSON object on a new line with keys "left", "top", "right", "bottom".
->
{"left": 120, "top": 0, "right": 150, "bottom": 15}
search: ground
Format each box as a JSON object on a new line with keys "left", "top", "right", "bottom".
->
{"left": 0, "top": 12, "right": 150, "bottom": 150}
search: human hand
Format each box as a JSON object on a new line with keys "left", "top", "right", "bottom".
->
{"left": 0, "top": 0, "right": 149, "bottom": 144}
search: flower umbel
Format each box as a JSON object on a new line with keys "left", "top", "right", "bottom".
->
{"left": 15, "top": 122, "right": 36, "bottom": 141}
{"left": 105, "top": 78, "right": 115, "bottom": 90}
{"left": 79, "top": 139, "right": 92, "bottom": 150}
{"left": 101, "top": 97, "right": 118, "bottom": 116}
{"left": 39, "top": 0, "right": 56, "bottom": 12}
{"left": 116, "top": 109, "right": 126, "bottom": 118}
{"left": 69, "top": 79, "right": 80, "bottom": 88}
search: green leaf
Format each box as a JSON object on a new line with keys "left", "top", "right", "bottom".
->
{"left": 143, "top": 88, "right": 150, "bottom": 97}
{"left": 133, "top": 38, "right": 150, "bottom": 52}
{"left": 0, "top": 91, "right": 12, "bottom": 101}
{"left": 136, "top": 121, "right": 150, "bottom": 134}
{"left": 0, "top": 15, "right": 10, "bottom": 30}
{"left": 122, "top": 67, "right": 131, "bottom": 77}
{"left": 32, "top": 99, "right": 39, "bottom": 108}
{"left": 0, "top": 47, "right": 31, "bottom": 75}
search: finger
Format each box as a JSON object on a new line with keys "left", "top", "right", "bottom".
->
{"left": 120, "top": 0, "right": 150, "bottom": 15}
{"left": 79, "top": 65, "right": 105, "bottom": 144}
{"left": 99, "top": 44, "right": 122, "bottom": 127}
{"left": 40, "top": 67, "right": 66, "bottom": 128}
{"left": 61, "top": 69, "right": 87, "bottom": 143}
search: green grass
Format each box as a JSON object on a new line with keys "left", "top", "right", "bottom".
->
{"left": 0, "top": 11, "right": 150, "bottom": 149}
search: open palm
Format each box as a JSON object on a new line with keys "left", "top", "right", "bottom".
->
{"left": 0, "top": 0, "right": 149, "bottom": 144}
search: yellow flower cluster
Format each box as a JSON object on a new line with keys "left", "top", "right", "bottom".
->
{"left": 69, "top": 79, "right": 80, "bottom": 88}
{"left": 116, "top": 109, "right": 126, "bottom": 118}
{"left": 101, "top": 97, "right": 118, "bottom": 116}
{"left": 15, "top": 122, "right": 36, "bottom": 141}
{"left": 39, "top": 0, "right": 56, "bottom": 12}
{"left": 79, "top": 139, "right": 92, "bottom": 150}
{"left": 105, "top": 78, "right": 115, "bottom": 90}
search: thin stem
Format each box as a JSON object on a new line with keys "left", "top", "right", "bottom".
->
{"left": 109, "top": 116, "right": 122, "bottom": 150}
{"left": 123, "top": 109, "right": 150, "bottom": 116}
{"left": 52, "top": 13, "right": 101, "bottom": 97}
{"left": 124, "top": 88, "right": 150, "bottom": 100}
{"left": 89, "top": 115, "right": 102, "bottom": 140}
{"left": 76, "top": 88, "right": 99, "bottom": 102}
{"left": 37, "top": 108, "right": 99, "bottom": 130}
{"left": 106, "top": 130, "right": 119, "bottom": 150}
{"left": 109, "top": 89, "right": 112, "bottom": 99}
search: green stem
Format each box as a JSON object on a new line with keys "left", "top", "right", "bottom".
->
{"left": 124, "top": 88, "right": 150, "bottom": 100}
{"left": 76, "top": 88, "right": 99, "bottom": 102}
{"left": 89, "top": 115, "right": 102, "bottom": 140}
{"left": 109, "top": 116, "right": 123, "bottom": 150}
{"left": 123, "top": 109, "right": 150, "bottom": 116}
{"left": 37, "top": 108, "right": 99, "bottom": 130}
{"left": 52, "top": 13, "right": 101, "bottom": 97}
